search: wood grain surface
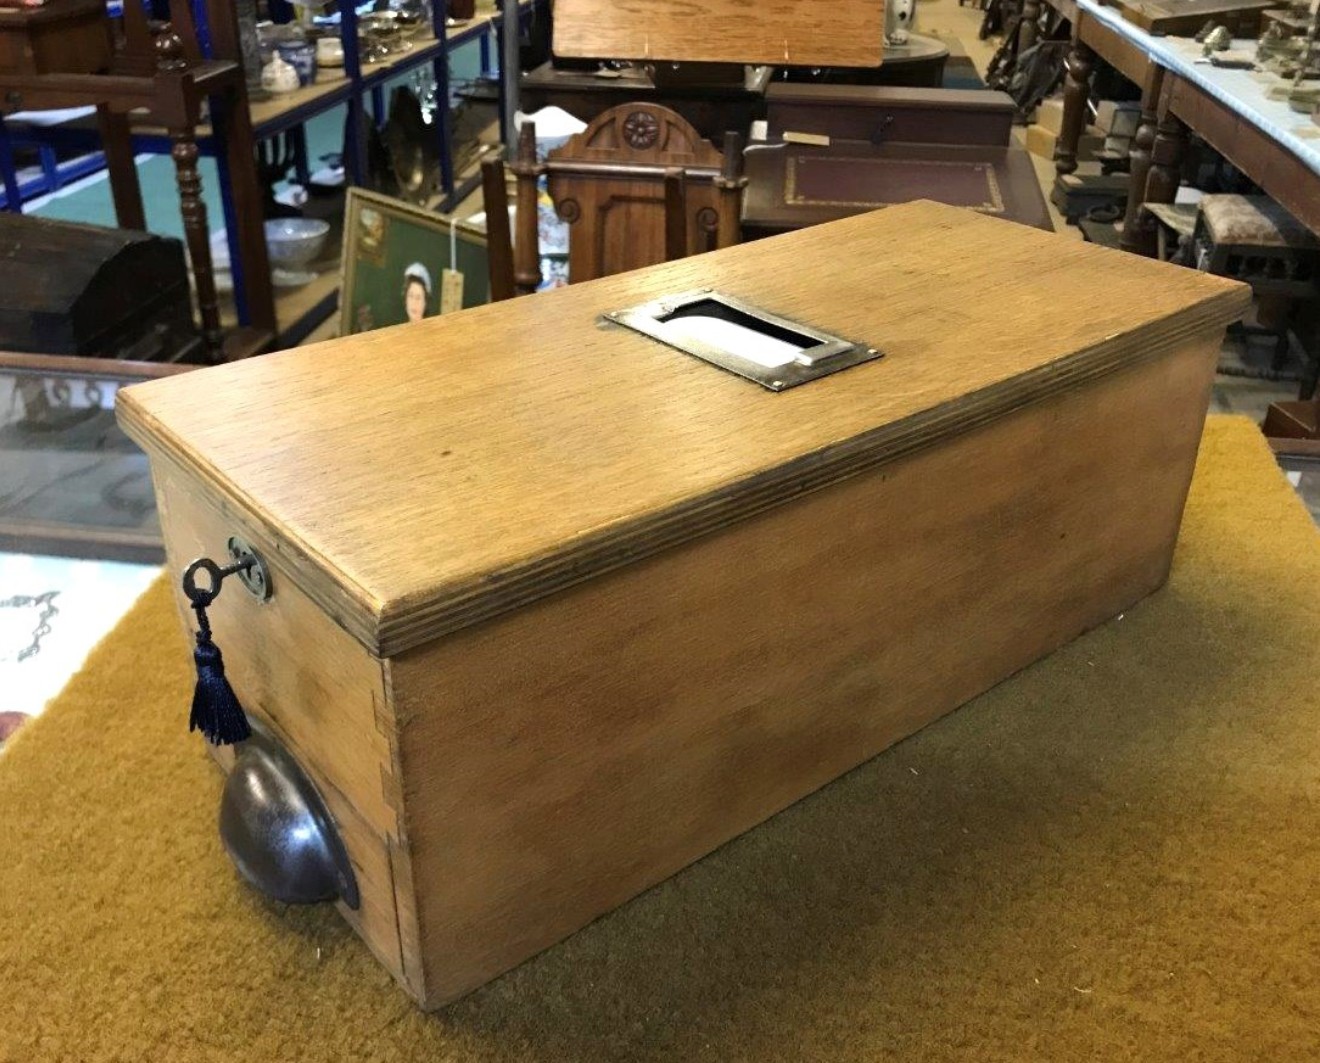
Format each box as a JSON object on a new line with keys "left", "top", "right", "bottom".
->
{"left": 391, "top": 334, "right": 1220, "bottom": 1006}
{"left": 552, "top": 0, "right": 885, "bottom": 67}
{"left": 117, "top": 202, "right": 1250, "bottom": 657}
{"left": 148, "top": 455, "right": 422, "bottom": 996}
{"left": 543, "top": 103, "right": 726, "bottom": 282}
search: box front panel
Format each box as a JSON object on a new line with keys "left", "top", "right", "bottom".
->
{"left": 146, "top": 456, "right": 423, "bottom": 998}
{"left": 391, "top": 335, "right": 1219, "bottom": 1006}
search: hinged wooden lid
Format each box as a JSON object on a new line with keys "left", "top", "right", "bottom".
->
{"left": 117, "top": 202, "right": 1249, "bottom": 657}
{"left": 552, "top": 0, "right": 886, "bottom": 67}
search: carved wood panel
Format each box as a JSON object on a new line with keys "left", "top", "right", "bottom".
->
{"left": 546, "top": 104, "right": 726, "bottom": 283}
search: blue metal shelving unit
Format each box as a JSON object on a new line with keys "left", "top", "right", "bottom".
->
{"left": 0, "top": 114, "right": 109, "bottom": 211}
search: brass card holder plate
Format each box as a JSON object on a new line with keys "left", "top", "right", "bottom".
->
{"left": 605, "top": 289, "right": 882, "bottom": 392}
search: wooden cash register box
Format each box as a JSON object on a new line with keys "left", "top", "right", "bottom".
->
{"left": 117, "top": 202, "right": 1248, "bottom": 1009}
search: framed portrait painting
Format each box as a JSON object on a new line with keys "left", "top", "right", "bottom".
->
{"left": 338, "top": 188, "right": 491, "bottom": 337}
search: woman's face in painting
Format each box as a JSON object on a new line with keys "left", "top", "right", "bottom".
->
{"left": 405, "top": 278, "right": 427, "bottom": 323}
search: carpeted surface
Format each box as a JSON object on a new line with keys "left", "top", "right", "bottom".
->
{"left": 2, "top": 416, "right": 1318, "bottom": 1062}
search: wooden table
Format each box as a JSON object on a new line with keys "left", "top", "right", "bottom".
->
{"left": 1044, "top": 0, "right": 1320, "bottom": 398}
{"left": 1043, "top": 0, "right": 1166, "bottom": 254}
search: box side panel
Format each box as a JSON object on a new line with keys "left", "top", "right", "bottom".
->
{"left": 390, "top": 334, "right": 1217, "bottom": 1007}
{"left": 146, "top": 457, "right": 426, "bottom": 1001}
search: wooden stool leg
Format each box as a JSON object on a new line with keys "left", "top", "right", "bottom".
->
{"left": 1118, "top": 67, "right": 1164, "bottom": 257}
{"left": 1055, "top": 34, "right": 1094, "bottom": 177}
{"left": 170, "top": 129, "right": 223, "bottom": 357}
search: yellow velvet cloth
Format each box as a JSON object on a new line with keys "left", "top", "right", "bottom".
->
{"left": 2, "top": 415, "right": 1318, "bottom": 1062}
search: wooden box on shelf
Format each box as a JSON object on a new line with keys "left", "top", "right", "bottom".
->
{"left": 0, "top": 0, "right": 112, "bottom": 76}
{"left": 116, "top": 202, "right": 1249, "bottom": 1010}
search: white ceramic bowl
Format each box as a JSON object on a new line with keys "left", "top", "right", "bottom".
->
{"left": 264, "top": 218, "right": 331, "bottom": 268}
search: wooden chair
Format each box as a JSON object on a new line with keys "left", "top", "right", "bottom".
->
{"left": 0, "top": 0, "right": 274, "bottom": 357}
{"left": 484, "top": 103, "right": 746, "bottom": 299}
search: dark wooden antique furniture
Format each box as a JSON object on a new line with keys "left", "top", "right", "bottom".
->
{"left": 487, "top": 103, "right": 746, "bottom": 294}
{"left": 0, "top": 213, "right": 201, "bottom": 362}
{"left": 117, "top": 200, "right": 1248, "bottom": 1010}
{"left": 1045, "top": 0, "right": 1320, "bottom": 397}
{"left": 1152, "top": 70, "right": 1320, "bottom": 398}
{"left": 1189, "top": 194, "right": 1319, "bottom": 364}
{"left": 520, "top": 61, "right": 772, "bottom": 146}
{"left": 0, "top": 0, "right": 273, "bottom": 359}
{"left": 743, "top": 85, "right": 1052, "bottom": 238}
{"left": 0, "top": 0, "right": 111, "bottom": 76}
{"left": 0, "top": 352, "right": 189, "bottom": 561}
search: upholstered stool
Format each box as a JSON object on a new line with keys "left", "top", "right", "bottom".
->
{"left": 1141, "top": 201, "right": 1199, "bottom": 264}
{"left": 1190, "top": 194, "right": 1319, "bottom": 376}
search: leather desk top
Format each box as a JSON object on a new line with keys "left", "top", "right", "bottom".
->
{"left": 742, "top": 140, "right": 1054, "bottom": 235}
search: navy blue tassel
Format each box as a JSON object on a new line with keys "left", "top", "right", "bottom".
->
{"left": 189, "top": 626, "right": 251, "bottom": 746}
{"left": 182, "top": 557, "right": 252, "bottom": 746}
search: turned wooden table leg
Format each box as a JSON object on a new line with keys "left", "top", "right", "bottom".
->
{"left": 1119, "top": 67, "right": 1164, "bottom": 257}
{"left": 170, "top": 128, "right": 223, "bottom": 357}
{"left": 1055, "top": 34, "right": 1095, "bottom": 177}
{"left": 1017, "top": 0, "right": 1042, "bottom": 57}
{"left": 1143, "top": 111, "right": 1189, "bottom": 221}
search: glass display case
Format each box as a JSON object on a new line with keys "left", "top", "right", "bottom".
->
{"left": 0, "top": 354, "right": 191, "bottom": 563}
